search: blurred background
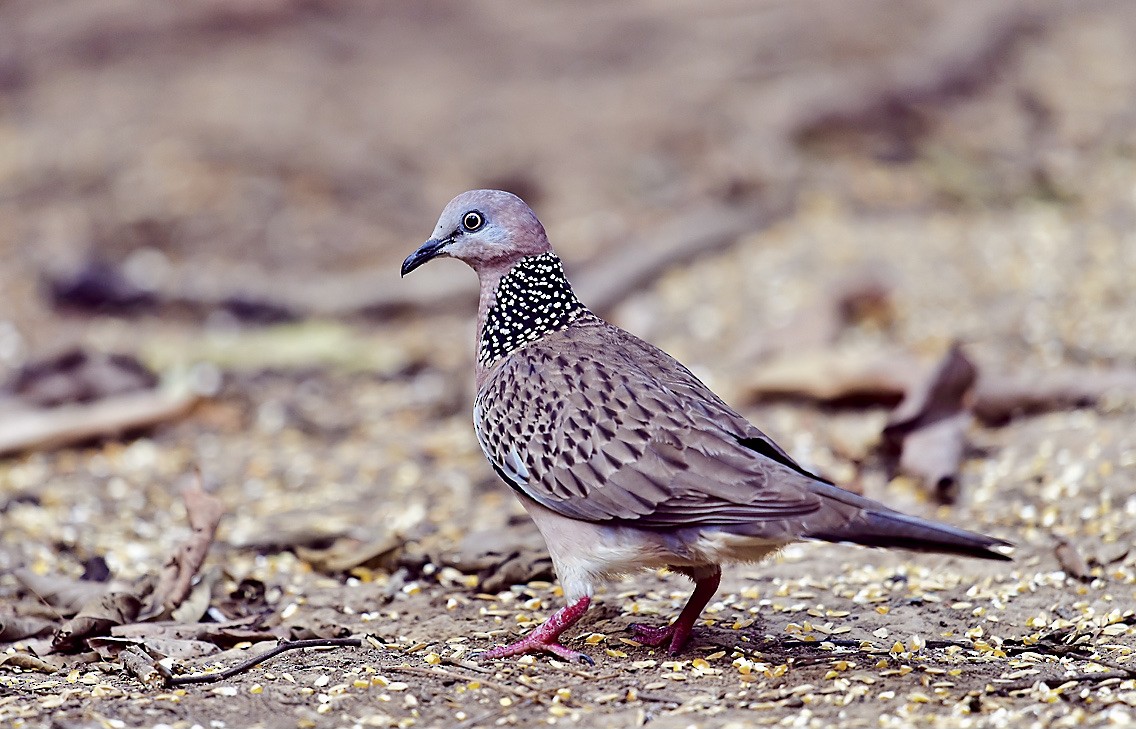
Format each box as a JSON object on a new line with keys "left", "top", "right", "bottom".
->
{"left": 2, "top": 0, "right": 1136, "bottom": 724}
{"left": 1, "top": 0, "right": 1132, "bottom": 364}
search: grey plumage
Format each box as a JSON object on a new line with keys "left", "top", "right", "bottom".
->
{"left": 403, "top": 189, "right": 1011, "bottom": 661}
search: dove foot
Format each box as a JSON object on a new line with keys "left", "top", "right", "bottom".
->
{"left": 629, "top": 566, "right": 722, "bottom": 654}
{"left": 630, "top": 621, "right": 692, "bottom": 654}
{"left": 478, "top": 596, "right": 593, "bottom": 664}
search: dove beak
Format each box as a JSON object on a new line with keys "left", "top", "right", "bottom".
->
{"left": 401, "top": 237, "right": 452, "bottom": 277}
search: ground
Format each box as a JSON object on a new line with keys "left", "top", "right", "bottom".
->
{"left": 2, "top": 1, "right": 1136, "bottom": 728}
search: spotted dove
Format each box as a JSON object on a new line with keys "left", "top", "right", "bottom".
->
{"left": 402, "top": 190, "right": 1011, "bottom": 663}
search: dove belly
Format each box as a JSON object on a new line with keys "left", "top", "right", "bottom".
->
{"left": 518, "top": 495, "right": 786, "bottom": 601}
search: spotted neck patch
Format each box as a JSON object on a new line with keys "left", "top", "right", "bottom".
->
{"left": 479, "top": 253, "right": 591, "bottom": 367}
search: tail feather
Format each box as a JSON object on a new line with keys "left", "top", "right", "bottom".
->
{"left": 806, "top": 509, "right": 1013, "bottom": 561}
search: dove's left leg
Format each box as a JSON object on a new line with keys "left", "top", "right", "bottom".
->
{"left": 631, "top": 565, "right": 721, "bottom": 654}
{"left": 479, "top": 596, "right": 594, "bottom": 664}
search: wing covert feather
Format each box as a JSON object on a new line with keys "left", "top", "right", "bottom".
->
{"left": 474, "top": 323, "right": 843, "bottom": 533}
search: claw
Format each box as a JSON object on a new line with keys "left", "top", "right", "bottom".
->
{"left": 630, "top": 622, "right": 688, "bottom": 654}
{"left": 477, "top": 596, "right": 593, "bottom": 664}
{"left": 627, "top": 567, "right": 722, "bottom": 654}
{"left": 630, "top": 622, "right": 674, "bottom": 647}
{"left": 479, "top": 636, "right": 592, "bottom": 664}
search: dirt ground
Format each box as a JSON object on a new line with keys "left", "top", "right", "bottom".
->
{"left": 2, "top": 1, "right": 1136, "bottom": 727}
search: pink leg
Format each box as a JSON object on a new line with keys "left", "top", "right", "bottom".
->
{"left": 631, "top": 567, "right": 721, "bottom": 654}
{"left": 479, "top": 596, "right": 594, "bottom": 664}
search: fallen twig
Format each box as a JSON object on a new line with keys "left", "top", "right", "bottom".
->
{"left": 163, "top": 637, "right": 363, "bottom": 686}
{"left": 990, "top": 669, "right": 1136, "bottom": 696}
{"left": 121, "top": 646, "right": 164, "bottom": 687}
{"left": 46, "top": 202, "right": 776, "bottom": 324}
{"left": 0, "top": 386, "right": 200, "bottom": 456}
{"left": 974, "top": 367, "right": 1136, "bottom": 424}
{"left": 575, "top": 203, "right": 777, "bottom": 317}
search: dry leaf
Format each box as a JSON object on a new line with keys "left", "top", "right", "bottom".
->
{"left": 881, "top": 343, "right": 976, "bottom": 503}
{"left": 0, "top": 613, "right": 56, "bottom": 642}
{"left": 1054, "top": 536, "right": 1093, "bottom": 582}
{"left": 12, "top": 569, "right": 115, "bottom": 615}
{"left": 883, "top": 343, "right": 977, "bottom": 438}
{"left": 169, "top": 567, "right": 220, "bottom": 624}
{"left": 112, "top": 616, "right": 275, "bottom": 647}
{"left": 894, "top": 413, "right": 969, "bottom": 503}
{"left": 1094, "top": 541, "right": 1130, "bottom": 566}
{"left": 210, "top": 578, "right": 268, "bottom": 622}
{"left": 52, "top": 590, "right": 144, "bottom": 652}
{"left": 439, "top": 523, "right": 553, "bottom": 593}
{"left": 834, "top": 268, "right": 895, "bottom": 331}
{"left": 89, "top": 635, "right": 220, "bottom": 661}
{"left": 0, "top": 653, "right": 61, "bottom": 673}
{"left": 141, "top": 473, "right": 224, "bottom": 620}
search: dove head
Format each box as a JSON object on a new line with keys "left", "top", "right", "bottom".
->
{"left": 401, "top": 190, "right": 552, "bottom": 278}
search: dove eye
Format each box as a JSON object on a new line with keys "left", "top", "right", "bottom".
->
{"left": 462, "top": 211, "right": 484, "bottom": 232}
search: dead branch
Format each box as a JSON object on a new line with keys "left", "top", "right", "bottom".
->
{"left": 974, "top": 366, "right": 1136, "bottom": 423}
{"left": 121, "top": 646, "right": 164, "bottom": 687}
{"left": 990, "top": 669, "right": 1136, "bottom": 696}
{"left": 0, "top": 387, "right": 199, "bottom": 456}
{"left": 574, "top": 202, "right": 779, "bottom": 317}
{"left": 46, "top": 201, "right": 776, "bottom": 325}
{"left": 163, "top": 637, "right": 363, "bottom": 686}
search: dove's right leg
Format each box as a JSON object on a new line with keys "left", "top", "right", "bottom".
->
{"left": 630, "top": 565, "right": 721, "bottom": 654}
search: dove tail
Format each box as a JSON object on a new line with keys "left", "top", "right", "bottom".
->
{"left": 807, "top": 509, "right": 1013, "bottom": 561}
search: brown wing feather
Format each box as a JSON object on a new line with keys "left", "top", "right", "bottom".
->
{"left": 475, "top": 321, "right": 854, "bottom": 534}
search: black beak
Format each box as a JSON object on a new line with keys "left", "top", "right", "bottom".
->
{"left": 400, "top": 237, "right": 451, "bottom": 277}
